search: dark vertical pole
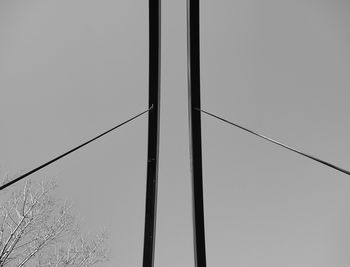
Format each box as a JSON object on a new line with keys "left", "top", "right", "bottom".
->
{"left": 186, "top": 0, "right": 207, "bottom": 266}
{"left": 142, "top": 0, "right": 161, "bottom": 266}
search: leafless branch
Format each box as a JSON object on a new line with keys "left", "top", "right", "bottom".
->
{"left": 0, "top": 178, "right": 109, "bottom": 267}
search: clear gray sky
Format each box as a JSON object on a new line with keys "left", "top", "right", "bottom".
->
{"left": 1, "top": 0, "right": 350, "bottom": 266}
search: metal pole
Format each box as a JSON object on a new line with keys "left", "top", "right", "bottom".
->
{"left": 187, "top": 0, "right": 207, "bottom": 266}
{"left": 142, "top": 0, "right": 161, "bottom": 266}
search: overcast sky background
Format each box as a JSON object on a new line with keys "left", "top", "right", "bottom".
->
{"left": 1, "top": 0, "right": 350, "bottom": 266}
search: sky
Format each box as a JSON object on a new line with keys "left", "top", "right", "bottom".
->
{"left": 1, "top": 0, "right": 350, "bottom": 266}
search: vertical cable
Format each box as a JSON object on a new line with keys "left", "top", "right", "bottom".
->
{"left": 142, "top": 0, "right": 161, "bottom": 266}
{"left": 187, "top": 0, "right": 207, "bottom": 266}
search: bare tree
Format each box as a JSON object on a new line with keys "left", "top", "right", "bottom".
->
{"left": 0, "top": 180, "right": 109, "bottom": 267}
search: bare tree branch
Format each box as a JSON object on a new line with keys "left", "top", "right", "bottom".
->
{"left": 0, "top": 179, "right": 109, "bottom": 267}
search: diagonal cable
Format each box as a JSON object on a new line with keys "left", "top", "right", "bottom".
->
{"left": 0, "top": 106, "right": 152, "bottom": 191}
{"left": 198, "top": 108, "right": 350, "bottom": 176}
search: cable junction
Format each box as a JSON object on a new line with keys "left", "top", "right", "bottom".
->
{"left": 0, "top": 107, "right": 152, "bottom": 191}
{"left": 198, "top": 108, "right": 350, "bottom": 176}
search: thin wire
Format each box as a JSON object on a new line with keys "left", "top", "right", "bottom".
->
{"left": 198, "top": 108, "right": 350, "bottom": 176}
{"left": 0, "top": 106, "right": 153, "bottom": 191}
